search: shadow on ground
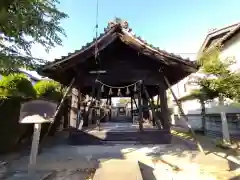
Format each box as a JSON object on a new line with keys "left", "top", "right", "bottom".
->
{"left": 138, "top": 161, "right": 156, "bottom": 180}
{"left": 172, "top": 127, "right": 240, "bottom": 171}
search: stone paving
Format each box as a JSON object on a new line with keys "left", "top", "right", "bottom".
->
{"left": 0, "top": 123, "right": 239, "bottom": 179}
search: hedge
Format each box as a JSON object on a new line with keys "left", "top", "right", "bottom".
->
{"left": 0, "top": 73, "right": 36, "bottom": 153}
{"left": 0, "top": 73, "right": 36, "bottom": 99}
{"left": 34, "top": 80, "right": 65, "bottom": 137}
{"left": 0, "top": 74, "right": 66, "bottom": 153}
{"left": 34, "top": 80, "right": 63, "bottom": 101}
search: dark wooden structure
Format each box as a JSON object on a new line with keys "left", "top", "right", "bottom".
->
{"left": 39, "top": 20, "right": 198, "bottom": 144}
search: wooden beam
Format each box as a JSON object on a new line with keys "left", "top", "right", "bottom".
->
{"left": 69, "top": 87, "right": 79, "bottom": 129}
{"left": 85, "top": 81, "right": 97, "bottom": 126}
{"left": 96, "top": 83, "right": 101, "bottom": 130}
{"left": 132, "top": 95, "right": 138, "bottom": 110}
{"left": 138, "top": 82, "right": 143, "bottom": 132}
{"left": 39, "top": 78, "right": 75, "bottom": 144}
{"left": 142, "top": 84, "right": 163, "bottom": 129}
{"left": 163, "top": 74, "right": 205, "bottom": 154}
{"left": 131, "top": 97, "right": 133, "bottom": 121}
{"left": 159, "top": 86, "right": 170, "bottom": 130}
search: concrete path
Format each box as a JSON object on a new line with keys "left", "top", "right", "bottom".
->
{"left": 2, "top": 143, "right": 227, "bottom": 179}
{"left": 93, "top": 160, "right": 143, "bottom": 180}
{"left": 0, "top": 123, "right": 238, "bottom": 179}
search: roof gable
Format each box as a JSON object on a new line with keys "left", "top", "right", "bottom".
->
{"left": 41, "top": 21, "right": 197, "bottom": 72}
{"left": 39, "top": 20, "right": 199, "bottom": 89}
{"left": 199, "top": 22, "right": 240, "bottom": 53}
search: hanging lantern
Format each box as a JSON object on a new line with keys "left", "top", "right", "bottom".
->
{"left": 126, "top": 87, "right": 130, "bottom": 95}
{"left": 117, "top": 88, "right": 121, "bottom": 96}
{"left": 109, "top": 88, "right": 113, "bottom": 95}
{"left": 133, "top": 83, "right": 137, "bottom": 92}
{"left": 101, "top": 85, "right": 104, "bottom": 92}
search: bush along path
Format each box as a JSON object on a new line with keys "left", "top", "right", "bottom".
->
{"left": 0, "top": 73, "right": 65, "bottom": 154}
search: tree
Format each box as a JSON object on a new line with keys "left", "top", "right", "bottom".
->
{"left": 180, "top": 46, "right": 240, "bottom": 133}
{"left": 189, "top": 46, "right": 240, "bottom": 102}
{"left": 0, "top": 0, "right": 68, "bottom": 73}
{"left": 179, "top": 87, "right": 217, "bottom": 133}
{"left": 0, "top": 73, "right": 36, "bottom": 99}
{"left": 34, "top": 80, "right": 63, "bottom": 101}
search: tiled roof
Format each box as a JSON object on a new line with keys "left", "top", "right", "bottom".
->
{"left": 218, "top": 23, "right": 240, "bottom": 46}
{"left": 199, "top": 22, "right": 240, "bottom": 52}
{"left": 42, "top": 20, "right": 197, "bottom": 70}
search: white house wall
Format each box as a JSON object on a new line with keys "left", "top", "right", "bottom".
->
{"left": 170, "top": 75, "right": 202, "bottom": 115}
{"left": 170, "top": 31, "right": 240, "bottom": 116}
{"left": 221, "top": 31, "right": 240, "bottom": 72}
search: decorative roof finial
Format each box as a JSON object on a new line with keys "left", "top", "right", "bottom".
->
{"left": 107, "top": 17, "right": 129, "bottom": 30}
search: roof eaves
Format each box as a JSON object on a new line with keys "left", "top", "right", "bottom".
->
{"left": 121, "top": 29, "right": 197, "bottom": 68}
{"left": 41, "top": 21, "right": 198, "bottom": 72}
{"left": 41, "top": 24, "right": 121, "bottom": 70}
{"left": 219, "top": 24, "right": 240, "bottom": 46}
{"left": 206, "top": 24, "right": 240, "bottom": 51}
{"left": 199, "top": 23, "right": 240, "bottom": 53}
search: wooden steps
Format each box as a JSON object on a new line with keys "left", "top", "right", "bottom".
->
{"left": 93, "top": 160, "right": 143, "bottom": 180}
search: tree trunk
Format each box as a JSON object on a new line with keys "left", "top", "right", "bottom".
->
{"left": 200, "top": 98, "right": 206, "bottom": 135}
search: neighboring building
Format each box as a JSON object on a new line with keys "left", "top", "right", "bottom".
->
{"left": 170, "top": 23, "right": 240, "bottom": 138}
{"left": 18, "top": 68, "right": 43, "bottom": 85}
{"left": 0, "top": 68, "right": 45, "bottom": 85}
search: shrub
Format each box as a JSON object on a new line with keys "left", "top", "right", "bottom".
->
{"left": 0, "top": 73, "right": 36, "bottom": 99}
{"left": 0, "top": 73, "right": 36, "bottom": 153}
{"left": 34, "top": 80, "right": 65, "bottom": 136}
{"left": 34, "top": 80, "right": 63, "bottom": 102}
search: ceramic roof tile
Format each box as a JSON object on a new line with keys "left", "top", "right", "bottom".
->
{"left": 44, "top": 21, "right": 196, "bottom": 68}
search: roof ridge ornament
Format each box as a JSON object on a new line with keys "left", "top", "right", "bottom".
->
{"left": 107, "top": 17, "right": 129, "bottom": 30}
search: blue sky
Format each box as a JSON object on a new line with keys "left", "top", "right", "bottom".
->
{"left": 31, "top": 0, "right": 240, "bottom": 61}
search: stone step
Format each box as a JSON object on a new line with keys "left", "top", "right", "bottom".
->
{"left": 68, "top": 130, "right": 171, "bottom": 145}
{"left": 93, "top": 159, "right": 143, "bottom": 180}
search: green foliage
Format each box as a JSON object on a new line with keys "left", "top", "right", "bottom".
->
{"left": 0, "top": 97, "right": 30, "bottom": 153}
{"left": 0, "top": 73, "right": 36, "bottom": 98}
{"left": 34, "top": 80, "right": 63, "bottom": 101}
{"left": 119, "top": 98, "right": 130, "bottom": 105}
{"left": 0, "top": 0, "right": 68, "bottom": 72}
{"left": 188, "top": 46, "right": 240, "bottom": 102}
{"left": 198, "top": 47, "right": 235, "bottom": 76}
{"left": 230, "top": 102, "right": 240, "bottom": 108}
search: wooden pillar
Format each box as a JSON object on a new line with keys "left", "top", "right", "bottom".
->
{"left": 149, "top": 96, "right": 153, "bottom": 124}
{"left": 109, "top": 96, "right": 112, "bottom": 121}
{"left": 70, "top": 87, "right": 79, "bottom": 129}
{"left": 131, "top": 96, "right": 133, "bottom": 121}
{"left": 132, "top": 95, "right": 138, "bottom": 110}
{"left": 162, "top": 74, "right": 205, "bottom": 153}
{"left": 78, "top": 92, "right": 84, "bottom": 129}
{"left": 63, "top": 99, "right": 69, "bottom": 129}
{"left": 138, "top": 82, "right": 143, "bottom": 131}
{"left": 142, "top": 97, "right": 149, "bottom": 122}
{"left": 96, "top": 84, "right": 101, "bottom": 129}
{"left": 159, "top": 87, "right": 170, "bottom": 130}
{"left": 142, "top": 84, "right": 162, "bottom": 129}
